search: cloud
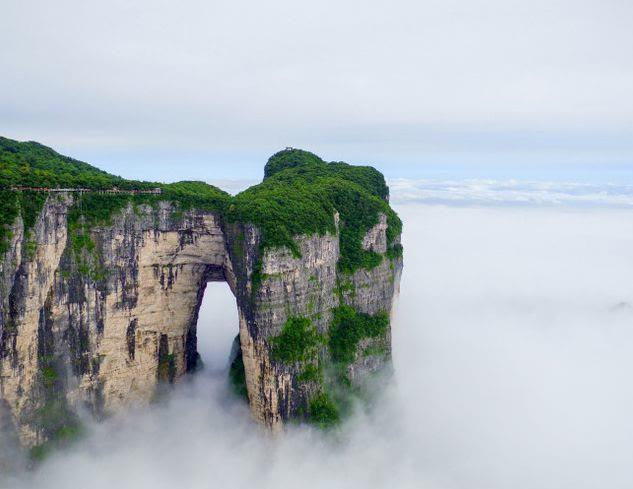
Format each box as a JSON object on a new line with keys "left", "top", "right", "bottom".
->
{"left": 1, "top": 0, "right": 632, "bottom": 174}
{"left": 389, "top": 179, "right": 633, "bottom": 207}
{"left": 4, "top": 204, "right": 633, "bottom": 489}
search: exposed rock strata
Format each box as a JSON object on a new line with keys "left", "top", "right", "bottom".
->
{"left": 0, "top": 195, "right": 402, "bottom": 449}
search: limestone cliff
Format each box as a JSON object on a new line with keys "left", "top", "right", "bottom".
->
{"left": 0, "top": 140, "right": 403, "bottom": 455}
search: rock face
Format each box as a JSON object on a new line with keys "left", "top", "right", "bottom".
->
{"left": 0, "top": 193, "right": 402, "bottom": 450}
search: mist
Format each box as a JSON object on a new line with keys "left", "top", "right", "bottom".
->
{"left": 4, "top": 203, "right": 633, "bottom": 489}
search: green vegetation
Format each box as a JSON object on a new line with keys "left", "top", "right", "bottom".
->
{"left": 386, "top": 242, "right": 403, "bottom": 260}
{"left": 264, "top": 148, "right": 325, "bottom": 179}
{"left": 65, "top": 184, "right": 229, "bottom": 243}
{"left": 307, "top": 392, "right": 340, "bottom": 429}
{"left": 157, "top": 336, "right": 177, "bottom": 384}
{"left": 31, "top": 356, "right": 83, "bottom": 463}
{"left": 1, "top": 138, "right": 401, "bottom": 278}
{"left": 41, "top": 365, "right": 59, "bottom": 388}
{"left": 29, "top": 423, "right": 82, "bottom": 462}
{"left": 227, "top": 148, "right": 401, "bottom": 273}
{"left": 0, "top": 190, "right": 18, "bottom": 254}
{"left": 271, "top": 307, "right": 390, "bottom": 429}
{"left": 270, "top": 317, "right": 323, "bottom": 364}
{"left": 0, "top": 190, "right": 48, "bottom": 255}
{"left": 362, "top": 344, "right": 388, "bottom": 357}
{"left": 265, "top": 149, "right": 389, "bottom": 200}
{"left": 301, "top": 305, "right": 391, "bottom": 428}
{"left": 0, "top": 137, "right": 230, "bottom": 262}
{"left": 20, "top": 190, "right": 49, "bottom": 231}
{"left": 267, "top": 317, "right": 343, "bottom": 428}
{"left": 297, "top": 363, "right": 323, "bottom": 384}
{"left": 161, "top": 180, "right": 230, "bottom": 214}
{"left": 157, "top": 353, "right": 177, "bottom": 384}
{"left": 229, "top": 338, "right": 248, "bottom": 401}
{"left": 0, "top": 136, "right": 155, "bottom": 190}
{"left": 63, "top": 184, "right": 228, "bottom": 280}
{"left": 328, "top": 306, "right": 389, "bottom": 364}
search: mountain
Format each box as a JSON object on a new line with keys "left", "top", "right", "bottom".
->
{"left": 0, "top": 137, "right": 402, "bottom": 462}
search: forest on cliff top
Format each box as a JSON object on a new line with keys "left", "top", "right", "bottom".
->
{"left": 0, "top": 137, "right": 402, "bottom": 273}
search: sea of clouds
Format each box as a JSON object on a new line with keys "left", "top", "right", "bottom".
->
{"left": 3, "top": 183, "right": 633, "bottom": 489}
{"left": 389, "top": 178, "right": 633, "bottom": 208}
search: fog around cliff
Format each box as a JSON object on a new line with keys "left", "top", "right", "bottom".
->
{"left": 5, "top": 199, "right": 633, "bottom": 489}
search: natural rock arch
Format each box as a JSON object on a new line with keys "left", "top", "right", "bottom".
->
{"left": 1, "top": 198, "right": 401, "bottom": 450}
{"left": 0, "top": 141, "right": 403, "bottom": 455}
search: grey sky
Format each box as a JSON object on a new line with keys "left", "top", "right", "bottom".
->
{"left": 2, "top": 0, "right": 632, "bottom": 181}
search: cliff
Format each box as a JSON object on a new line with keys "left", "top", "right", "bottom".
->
{"left": 0, "top": 139, "right": 403, "bottom": 457}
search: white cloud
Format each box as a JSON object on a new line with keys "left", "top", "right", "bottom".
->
{"left": 4, "top": 204, "right": 633, "bottom": 489}
{"left": 390, "top": 179, "right": 633, "bottom": 207}
{"left": 0, "top": 0, "right": 632, "bottom": 170}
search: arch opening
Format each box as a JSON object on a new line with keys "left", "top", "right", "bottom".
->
{"left": 194, "top": 280, "right": 240, "bottom": 373}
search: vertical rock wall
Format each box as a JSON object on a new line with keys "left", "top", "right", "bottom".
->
{"left": 0, "top": 194, "right": 72, "bottom": 446}
{"left": 228, "top": 212, "right": 402, "bottom": 428}
{"left": 0, "top": 196, "right": 402, "bottom": 448}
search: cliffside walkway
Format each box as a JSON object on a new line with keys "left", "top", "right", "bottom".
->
{"left": 6, "top": 186, "right": 162, "bottom": 195}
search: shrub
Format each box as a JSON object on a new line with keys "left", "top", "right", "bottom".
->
{"left": 328, "top": 306, "right": 389, "bottom": 364}
{"left": 297, "top": 363, "right": 323, "bottom": 384}
{"left": 308, "top": 392, "right": 340, "bottom": 428}
{"left": 270, "top": 317, "right": 323, "bottom": 364}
